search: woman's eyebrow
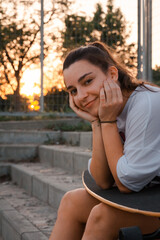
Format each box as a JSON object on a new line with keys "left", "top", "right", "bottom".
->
{"left": 66, "top": 72, "right": 93, "bottom": 91}
{"left": 78, "top": 72, "right": 92, "bottom": 82}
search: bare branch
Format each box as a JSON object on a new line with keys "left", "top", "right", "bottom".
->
{"left": 1, "top": 59, "right": 15, "bottom": 92}
{"left": 4, "top": 48, "right": 16, "bottom": 73}
{"left": 22, "top": 29, "right": 39, "bottom": 60}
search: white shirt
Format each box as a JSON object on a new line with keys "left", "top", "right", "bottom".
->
{"left": 117, "top": 85, "right": 160, "bottom": 191}
{"left": 88, "top": 85, "right": 160, "bottom": 192}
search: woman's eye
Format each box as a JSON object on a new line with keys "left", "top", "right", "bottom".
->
{"left": 84, "top": 79, "right": 93, "bottom": 85}
{"left": 70, "top": 89, "right": 77, "bottom": 96}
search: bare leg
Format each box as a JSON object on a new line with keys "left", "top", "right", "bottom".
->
{"left": 82, "top": 203, "right": 160, "bottom": 240}
{"left": 49, "top": 188, "right": 100, "bottom": 240}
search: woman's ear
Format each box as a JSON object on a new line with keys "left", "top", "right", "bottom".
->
{"left": 107, "top": 66, "right": 118, "bottom": 82}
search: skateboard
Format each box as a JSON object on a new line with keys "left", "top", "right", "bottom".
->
{"left": 82, "top": 170, "right": 160, "bottom": 239}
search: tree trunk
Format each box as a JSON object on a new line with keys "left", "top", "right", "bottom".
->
{"left": 14, "top": 72, "right": 21, "bottom": 112}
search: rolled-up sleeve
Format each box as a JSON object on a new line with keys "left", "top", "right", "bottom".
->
{"left": 117, "top": 149, "right": 160, "bottom": 192}
{"left": 117, "top": 90, "right": 160, "bottom": 192}
{"left": 88, "top": 158, "right": 92, "bottom": 174}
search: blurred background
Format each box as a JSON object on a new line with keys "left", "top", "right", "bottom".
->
{"left": 0, "top": 0, "right": 160, "bottom": 116}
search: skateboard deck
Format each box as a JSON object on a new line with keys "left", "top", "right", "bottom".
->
{"left": 82, "top": 170, "right": 160, "bottom": 217}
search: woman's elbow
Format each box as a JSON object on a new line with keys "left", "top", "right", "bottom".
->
{"left": 96, "top": 179, "right": 114, "bottom": 190}
{"left": 117, "top": 184, "right": 132, "bottom": 193}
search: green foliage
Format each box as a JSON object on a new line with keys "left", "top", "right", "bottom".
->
{"left": 0, "top": 113, "right": 58, "bottom": 121}
{"left": 62, "top": 0, "right": 137, "bottom": 68}
{"left": 63, "top": 14, "right": 94, "bottom": 49}
{"left": 0, "top": 115, "right": 33, "bottom": 121}
{"left": 47, "top": 120, "right": 91, "bottom": 131}
{"left": 152, "top": 65, "right": 160, "bottom": 86}
{"left": 0, "top": 94, "right": 29, "bottom": 112}
{"left": 44, "top": 86, "right": 69, "bottom": 112}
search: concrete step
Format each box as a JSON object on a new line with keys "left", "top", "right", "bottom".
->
{"left": 63, "top": 131, "right": 92, "bottom": 148}
{"left": 0, "top": 129, "right": 92, "bottom": 147}
{"left": 0, "top": 118, "right": 83, "bottom": 130}
{"left": 0, "top": 131, "right": 92, "bottom": 163}
{"left": 0, "top": 180, "right": 56, "bottom": 239}
{"left": 0, "top": 163, "right": 10, "bottom": 178}
{"left": 0, "top": 144, "right": 38, "bottom": 162}
{"left": 0, "top": 130, "right": 60, "bottom": 144}
{"left": 39, "top": 145, "right": 92, "bottom": 174}
{"left": 11, "top": 163, "right": 83, "bottom": 209}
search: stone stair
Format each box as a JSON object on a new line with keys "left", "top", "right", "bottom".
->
{"left": 0, "top": 119, "right": 92, "bottom": 240}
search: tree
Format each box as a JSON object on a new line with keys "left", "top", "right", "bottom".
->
{"left": 62, "top": 0, "right": 136, "bottom": 69}
{"left": 44, "top": 86, "right": 69, "bottom": 112}
{"left": 101, "top": 0, "right": 136, "bottom": 68}
{"left": 152, "top": 65, "right": 160, "bottom": 86}
{"left": 0, "top": 0, "right": 73, "bottom": 110}
{"left": 62, "top": 14, "right": 94, "bottom": 52}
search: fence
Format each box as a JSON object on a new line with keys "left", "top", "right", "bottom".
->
{"left": 0, "top": 0, "right": 159, "bottom": 115}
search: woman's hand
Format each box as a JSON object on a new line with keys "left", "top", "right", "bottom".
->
{"left": 69, "top": 94, "right": 98, "bottom": 123}
{"left": 98, "top": 79, "right": 123, "bottom": 122}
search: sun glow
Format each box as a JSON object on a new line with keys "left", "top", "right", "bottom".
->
{"left": 20, "top": 68, "right": 41, "bottom": 97}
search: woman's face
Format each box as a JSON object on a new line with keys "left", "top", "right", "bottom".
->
{"left": 63, "top": 60, "right": 108, "bottom": 117}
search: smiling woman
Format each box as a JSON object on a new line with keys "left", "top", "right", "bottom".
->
{"left": 49, "top": 41, "right": 160, "bottom": 240}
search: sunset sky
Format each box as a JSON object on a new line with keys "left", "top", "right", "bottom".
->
{"left": 20, "top": 0, "right": 160, "bottom": 98}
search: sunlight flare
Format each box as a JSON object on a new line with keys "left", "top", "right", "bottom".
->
{"left": 20, "top": 68, "right": 41, "bottom": 97}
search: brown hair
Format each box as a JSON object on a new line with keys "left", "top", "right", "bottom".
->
{"left": 63, "top": 41, "right": 142, "bottom": 91}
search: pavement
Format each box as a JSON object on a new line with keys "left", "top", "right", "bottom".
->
{"left": 0, "top": 179, "right": 56, "bottom": 239}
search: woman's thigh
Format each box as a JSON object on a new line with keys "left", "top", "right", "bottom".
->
{"left": 84, "top": 202, "right": 160, "bottom": 239}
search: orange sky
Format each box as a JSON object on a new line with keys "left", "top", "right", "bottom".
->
{"left": 20, "top": 0, "right": 160, "bottom": 98}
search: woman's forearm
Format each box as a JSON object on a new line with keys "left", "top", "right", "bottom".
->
{"left": 101, "top": 123, "right": 131, "bottom": 192}
{"left": 90, "top": 120, "right": 114, "bottom": 189}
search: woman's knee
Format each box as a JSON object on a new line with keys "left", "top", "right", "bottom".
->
{"left": 83, "top": 203, "right": 117, "bottom": 239}
{"left": 57, "top": 188, "right": 87, "bottom": 217}
{"left": 89, "top": 203, "right": 116, "bottom": 227}
{"left": 58, "top": 189, "right": 79, "bottom": 214}
{"left": 58, "top": 188, "right": 99, "bottom": 223}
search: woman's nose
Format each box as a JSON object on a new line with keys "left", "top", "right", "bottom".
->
{"left": 77, "top": 89, "right": 88, "bottom": 102}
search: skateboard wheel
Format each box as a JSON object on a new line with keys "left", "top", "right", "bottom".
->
{"left": 119, "top": 226, "right": 143, "bottom": 240}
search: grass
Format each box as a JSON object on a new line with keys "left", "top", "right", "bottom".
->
{"left": 46, "top": 120, "right": 92, "bottom": 131}
{"left": 0, "top": 114, "right": 92, "bottom": 131}
{"left": 0, "top": 113, "right": 58, "bottom": 122}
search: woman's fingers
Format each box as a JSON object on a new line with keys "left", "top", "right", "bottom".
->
{"left": 99, "top": 79, "right": 123, "bottom": 121}
{"left": 103, "top": 80, "right": 112, "bottom": 103}
{"left": 103, "top": 80, "right": 122, "bottom": 105}
{"left": 99, "top": 87, "right": 106, "bottom": 106}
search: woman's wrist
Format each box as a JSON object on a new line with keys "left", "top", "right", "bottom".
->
{"left": 91, "top": 119, "right": 99, "bottom": 123}
{"left": 91, "top": 119, "right": 100, "bottom": 128}
{"left": 100, "top": 120, "right": 117, "bottom": 124}
{"left": 92, "top": 119, "right": 117, "bottom": 124}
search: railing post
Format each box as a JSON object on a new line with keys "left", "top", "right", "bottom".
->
{"left": 40, "top": 0, "right": 44, "bottom": 112}
{"left": 140, "top": 0, "right": 152, "bottom": 82}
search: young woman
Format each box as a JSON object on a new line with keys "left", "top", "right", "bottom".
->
{"left": 49, "top": 41, "right": 160, "bottom": 240}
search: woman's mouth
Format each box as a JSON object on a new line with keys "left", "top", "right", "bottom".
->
{"left": 84, "top": 99, "right": 97, "bottom": 108}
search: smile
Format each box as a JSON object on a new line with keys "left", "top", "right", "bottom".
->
{"left": 84, "top": 99, "right": 97, "bottom": 108}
